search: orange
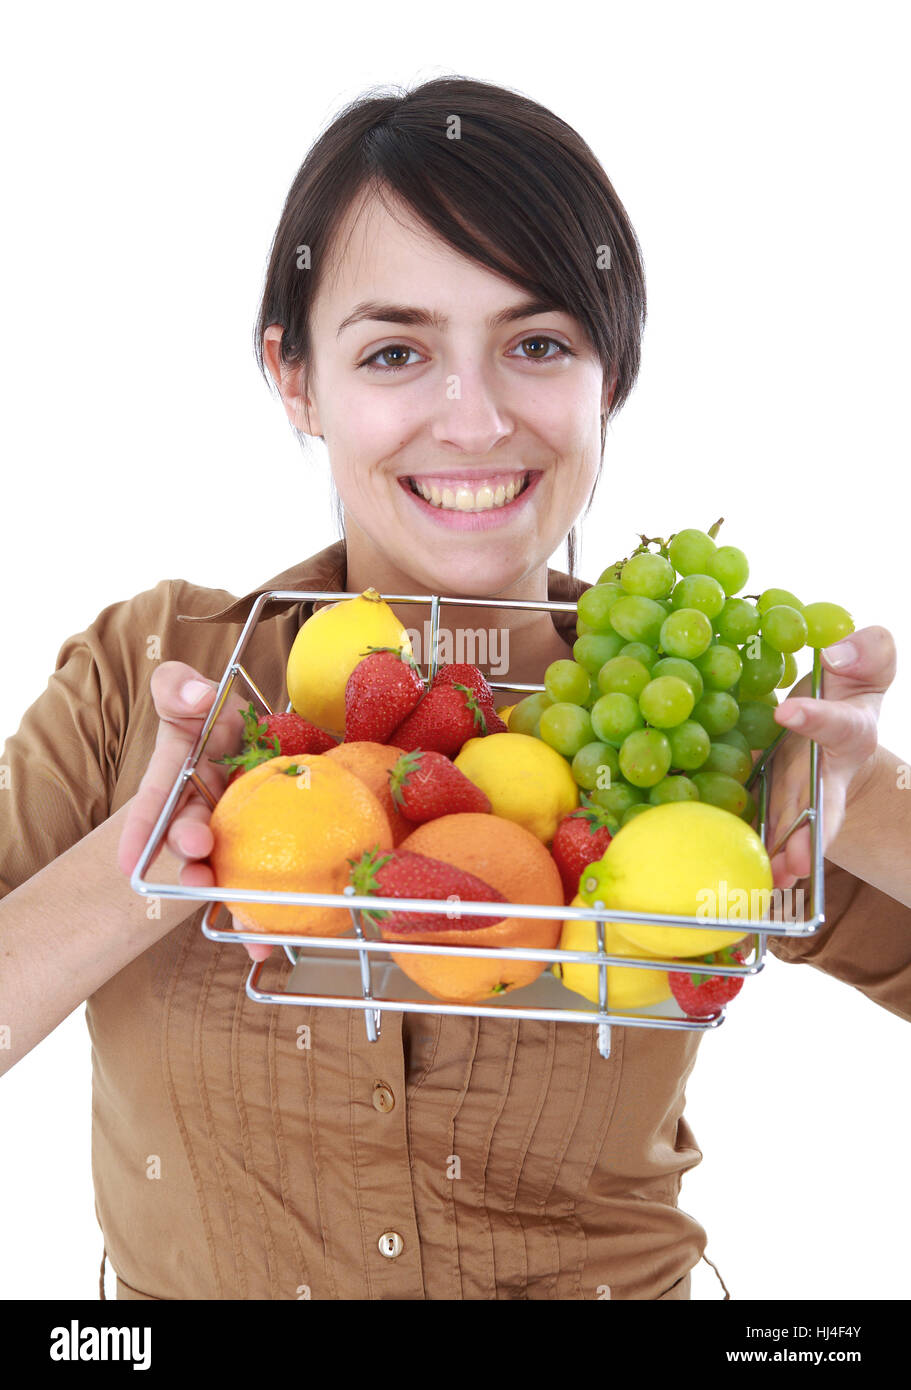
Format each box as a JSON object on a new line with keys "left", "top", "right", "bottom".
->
{"left": 323, "top": 740, "right": 412, "bottom": 846}
{"left": 209, "top": 753, "right": 393, "bottom": 936}
{"left": 380, "top": 812, "right": 565, "bottom": 1003}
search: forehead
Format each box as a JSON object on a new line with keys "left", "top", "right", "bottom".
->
{"left": 315, "top": 187, "right": 541, "bottom": 326}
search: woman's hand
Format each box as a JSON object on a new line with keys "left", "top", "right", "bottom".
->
{"left": 763, "top": 626, "right": 897, "bottom": 888}
{"left": 117, "top": 661, "right": 273, "bottom": 962}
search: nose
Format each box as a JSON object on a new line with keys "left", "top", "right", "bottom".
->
{"left": 429, "top": 360, "right": 514, "bottom": 455}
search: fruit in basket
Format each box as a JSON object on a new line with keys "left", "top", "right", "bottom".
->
{"left": 213, "top": 703, "right": 340, "bottom": 783}
{"left": 348, "top": 847, "right": 507, "bottom": 933}
{"left": 453, "top": 732, "right": 579, "bottom": 844}
{"left": 551, "top": 796, "right": 614, "bottom": 903}
{"left": 668, "top": 943, "right": 748, "bottom": 1017}
{"left": 380, "top": 812, "right": 565, "bottom": 1002}
{"left": 554, "top": 898, "right": 672, "bottom": 1010}
{"left": 323, "top": 740, "right": 413, "bottom": 846}
{"left": 286, "top": 587, "right": 413, "bottom": 737}
{"left": 208, "top": 753, "right": 393, "bottom": 936}
{"left": 578, "top": 801, "right": 769, "bottom": 955}
{"left": 343, "top": 647, "right": 426, "bottom": 743}
{"left": 390, "top": 681, "right": 490, "bottom": 757}
{"left": 388, "top": 748, "right": 492, "bottom": 823}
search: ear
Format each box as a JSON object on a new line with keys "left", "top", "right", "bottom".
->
{"left": 603, "top": 365, "right": 619, "bottom": 415}
{"left": 262, "top": 325, "right": 324, "bottom": 437}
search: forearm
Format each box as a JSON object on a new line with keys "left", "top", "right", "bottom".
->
{"left": 0, "top": 798, "right": 206, "bottom": 1075}
{"left": 825, "top": 744, "right": 911, "bottom": 908}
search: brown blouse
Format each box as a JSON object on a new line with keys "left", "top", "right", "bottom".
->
{"left": 2, "top": 539, "right": 909, "bottom": 1301}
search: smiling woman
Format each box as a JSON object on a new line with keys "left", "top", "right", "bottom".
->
{"left": 3, "top": 70, "right": 908, "bottom": 1308}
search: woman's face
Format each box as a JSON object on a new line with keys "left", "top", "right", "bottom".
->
{"left": 266, "top": 190, "right": 612, "bottom": 595}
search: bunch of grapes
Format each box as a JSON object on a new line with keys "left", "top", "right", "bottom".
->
{"left": 509, "top": 520, "right": 854, "bottom": 835}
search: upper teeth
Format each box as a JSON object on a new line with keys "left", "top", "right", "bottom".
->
{"left": 410, "top": 475, "right": 529, "bottom": 510}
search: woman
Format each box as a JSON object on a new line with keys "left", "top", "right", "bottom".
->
{"left": 1, "top": 76, "right": 907, "bottom": 1301}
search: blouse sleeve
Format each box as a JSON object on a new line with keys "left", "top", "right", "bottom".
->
{"left": 766, "top": 859, "right": 911, "bottom": 1024}
{"left": 0, "top": 581, "right": 172, "bottom": 898}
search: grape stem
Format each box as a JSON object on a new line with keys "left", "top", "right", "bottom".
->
{"left": 707, "top": 516, "right": 725, "bottom": 540}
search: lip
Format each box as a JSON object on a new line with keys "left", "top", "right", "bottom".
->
{"left": 397, "top": 470, "right": 543, "bottom": 530}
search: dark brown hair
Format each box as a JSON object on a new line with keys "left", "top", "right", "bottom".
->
{"left": 254, "top": 75, "right": 647, "bottom": 577}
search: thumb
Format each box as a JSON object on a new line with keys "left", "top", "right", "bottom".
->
{"left": 816, "top": 625, "right": 897, "bottom": 698}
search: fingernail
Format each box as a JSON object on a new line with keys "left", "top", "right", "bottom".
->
{"left": 822, "top": 640, "right": 857, "bottom": 669}
{"left": 777, "top": 705, "right": 806, "bottom": 728}
{"left": 181, "top": 679, "right": 212, "bottom": 706}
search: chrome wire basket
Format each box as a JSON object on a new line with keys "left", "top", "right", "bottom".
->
{"left": 131, "top": 588, "right": 826, "bottom": 1059}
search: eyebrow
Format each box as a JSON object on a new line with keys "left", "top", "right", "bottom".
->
{"left": 336, "top": 297, "right": 566, "bottom": 339}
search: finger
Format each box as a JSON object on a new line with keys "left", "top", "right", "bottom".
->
{"left": 773, "top": 696, "right": 878, "bottom": 764}
{"left": 818, "top": 624, "right": 897, "bottom": 696}
{"left": 228, "top": 913, "right": 274, "bottom": 962}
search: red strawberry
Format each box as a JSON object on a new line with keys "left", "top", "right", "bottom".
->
{"left": 482, "top": 709, "right": 509, "bottom": 735}
{"left": 390, "top": 682, "right": 489, "bottom": 757}
{"left": 669, "top": 944, "right": 748, "bottom": 1017}
{"left": 431, "top": 662, "right": 496, "bottom": 709}
{"left": 212, "top": 703, "right": 339, "bottom": 783}
{"left": 344, "top": 646, "right": 426, "bottom": 743}
{"left": 388, "top": 749, "right": 492, "bottom": 824}
{"left": 551, "top": 795, "right": 614, "bottom": 903}
{"left": 347, "top": 846, "right": 507, "bottom": 933}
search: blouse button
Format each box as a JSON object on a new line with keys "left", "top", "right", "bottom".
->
{"left": 378, "top": 1231, "right": 404, "bottom": 1259}
{"left": 372, "top": 1081, "right": 395, "bottom": 1113}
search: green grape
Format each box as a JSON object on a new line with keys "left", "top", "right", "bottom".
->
{"left": 760, "top": 605, "right": 808, "bottom": 654}
{"left": 758, "top": 587, "right": 803, "bottom": 614}
{"left": 667, "top": 528, "right": 716, "bottom": 576}
{"left": 740, "top": 789, "right": 758, "bottom": 824}
{"left": 506, "top": 691, "right": 553, "bottom": 736}
{"left": 573, "top": 632, "right": 625, "bottom": 674}
{"left": 545, "top": 659, "right": 591, "bottom": 705}
{"left": 716, "top": 728, "right": 751, "bottom": 756}
{"left": 608, "top": 595, "right": 667, "bottom": 645}
{"left": 621, "top": 802, "right": 655, "bottom": 827}
{"left": 802, "top": 602, "right": 855, "bottom": 648}
{"left": 590, "top": 781, "right": 645, "bottom": 817}
{"left": 571, "top": 741, "right": 620, "bottom": 791}
{"left": 638, "top": 675, "right": 696, "bottom": 728}
{"left": 619, "top": 641, "right": 660, "bottom": 670}
{"left": 695, "top": 642, "right": 742, "bottom": 691}
{"left": 618, "top": 728, "right": 673, "bottom": 787}
{"left": 715, "top": 597, "right": 761, "bottom": 644}
{"left": 659, "top": 608, "right": 713, "bottom": 659}
{"left": 692, "top": 691, "right": 740, "bottom": 735}
{"left": 538, "top": 702, "right": 594, "bottom": 758}
{"left": 576, "top": 618, "right": 594, "bottom": 637}
{"left": 583, "top": 672, "right": 600, "bottom": 708}
{"left": 701, "top": 741, "right": 752, "bottom": 784}
{"left": 692, "top": 771, "right": 749, "bottom": 816}
{"left": 596, "top": 656, "right": 652, "bottom": 699}
{"left": 657, "top": 599, "right": 674, "bottom": 614}
{"left": 670, "top": 573, "right": 726, "bottom": 619}
{"left": 597, "top": 562, "right": 624, "bottom": 585}
{"left": 648, "top": 774, "right": 699, "bottom": 805}
{"left": 651, "top": 657, "right": 704, "bottom": 700}
{"left": 737, "top": 699, "right": 785, "bottom": 751}
{"left": 590, "top": 692, "right": 645, "bottom": 747}
{"left": 620, "top": 551, "right": 675, "bottom": 599}
{"left": 739, "top": 637, "right": 785, "bottom": 697}
{"left": 666, "top": 719, "right": 712, "bottom": 771}
{"left": 776, "top": 651, "right": 799, "bottom": 688}
{"left": 576, "top": 582, "right": 623, "bottom": 633}
{"left": 706, "top": 545, "right": 749, "bottom": 596}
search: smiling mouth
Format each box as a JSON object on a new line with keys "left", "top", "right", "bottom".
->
{"left": 404, "top": 471, "right": 534, "bottom": 512}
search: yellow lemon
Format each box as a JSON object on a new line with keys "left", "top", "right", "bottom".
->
{"left": 453, "top": 731, "right": 578, "bottom": 845}
{"left": 553, "top": 896, "right": 672, "bottom": 1009}
{"left": 579, "top": 801, "right": 770, "bottom": 956}
{"left": 286, "top": 588, "right": 415, "bottom": 737}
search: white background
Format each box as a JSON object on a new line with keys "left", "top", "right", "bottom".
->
{"left": 1, "top": 0, "right": 909, "bottom": 1301}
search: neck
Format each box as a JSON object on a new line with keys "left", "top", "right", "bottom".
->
{"left": 341, "top": 517, "right": 575, "bottom": 693}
